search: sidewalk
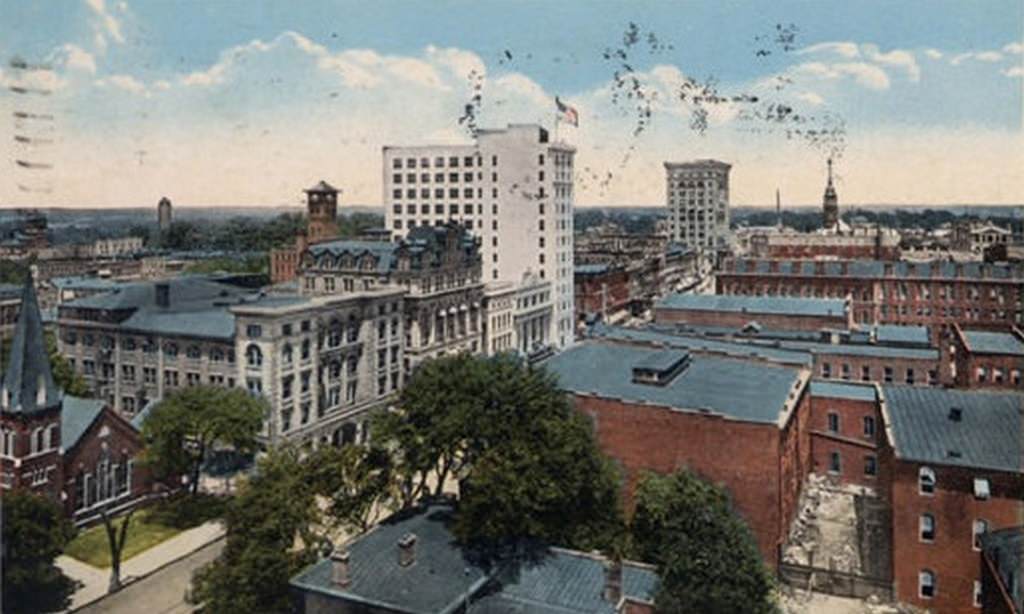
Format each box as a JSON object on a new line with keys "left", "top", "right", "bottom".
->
{"left": 59, "top": 520, "right": 225, "bottom": 612}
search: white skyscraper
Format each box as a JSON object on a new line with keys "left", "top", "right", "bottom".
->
{"left": 384, "top": 124, "right": 576, "bottom": 348}
{"left": 664, "top": 160, "right": 731, "bottom": 251}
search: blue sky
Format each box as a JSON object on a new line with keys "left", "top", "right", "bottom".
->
{"left": 1, "top": 1, "right": 1021, "bottom": 207}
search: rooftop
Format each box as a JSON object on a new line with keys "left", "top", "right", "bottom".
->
{"left": 591, "top": 324, "right": 813, "bottom": 367}
{"left": 655, "top": 294, "right": 846, "bottom": 319}
{"left": 810, "top": 381, "right": 877, "bottom": 403}
{"left": 728, "top": 258, "right": 1023, "bottom": 281}
{"left": 2, "top": 278, "right": 60, "bottom": 415}
{"left": 306, "top": 180, "right": 339, "bottom": 193}
{"left": 544, "top": 340, "right": 804, "bottom": 424}
{"left": 880, "top": 386, "right": 1023, "bottom": 473}
{"left": 62, "top": 396, "right": 108, "bottom": 451}
{"left": 960, "top": 329, "right": 1024, "bottom": 356}
{"left": 290, "top": 504, "right": 657, "bottom": 614}
{"left": 874, "top": 325, "right": 931, "bottom": 347}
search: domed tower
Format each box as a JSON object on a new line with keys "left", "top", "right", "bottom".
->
{"left": 305, "top": 181, "right": 340, "bottom": 244}
{"left": 822, "top": 158, "right": 839, "bottom": 230}
{"left": 0, "top": 275, "right": 64, "bottom": 499}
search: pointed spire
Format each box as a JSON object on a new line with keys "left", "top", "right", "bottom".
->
{"left": 1, "top": 273, "right": 61, "bottom": 414}
{"left": 826, "top": 158, "right": 834, "bottom": 188}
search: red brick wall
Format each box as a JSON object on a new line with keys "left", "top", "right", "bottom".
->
{"left": 780, "top": 391, "right": 813, "bottom": 542}
{"left": 808, "top": 396, "right": 881, "bottom": 489}
{"left": 888, "top": 460, "right": 1024, "bottom": 613}
{"left": 812, "top": 354, "right": 942, "bottom": 387}
{"left": 766, "top": 244, "right": 899, "bottom": 261}
{"left": 575, "top": 269, "right": 632, "bottom": 320}
{"left": 572, "top": 394, "right": 788, "bottom": 564}
{"left": 653, "top": 306, "right": 848, "bottom": 333}
{"left": 0, "top": 408, "right": 64, "bottom": 504}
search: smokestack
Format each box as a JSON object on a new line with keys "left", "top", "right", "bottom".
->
{"left": 603, "top": 559, "right": 623, "bottom": 603}
{"left": 398, "top": 533, "right": 417, "bottom": 567}
{"left": 155, "top": 282, "right": 170, "bottom": 308}
{"left": 330, "top": 550, "right": 351, "bottom": 588}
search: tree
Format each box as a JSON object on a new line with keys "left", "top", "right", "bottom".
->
{"left": 630, "top": 470, "right": 778, "bottom": 614}
{"left": 1, "top": 490, "right": 79, "bottom": 614}
{"left": 141, "top": 386, "right": 266, "bottom": 495}
{"left": 306, "top": 444, "right": 398, "bottom": 533}
{"left": 189, "top": 446, "right": 324, "bottom": 614}
{"left": 373, "top": 353, "right": 625, "bottom": 553}
{"left": 45, "top": 332, "right": 89, "bottom": 396}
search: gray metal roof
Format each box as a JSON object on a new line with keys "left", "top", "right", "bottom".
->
{"left": 307, "top": 240, "right": 398, "bottom": 273}
{"left": 61, "top": 395, "right": 108, "bottom": 450}
{"left": 544, "top": 341, "right": 803, "bottom": 424}
{"left": 2, "top": 278, "right": 61, "bottom": 415}
{"left": 961, "top": 329, "right": 1024, "bottom": 356}
{"left": 875, "top": 325, "right": 930, "bottom": 347}
{"left": 980, "top": 527, "right": 1023, "bottom": 612}
{"left": 575, "top": 264, "right": 611, "bottom": 276}
{"left": 592, "top": 324, "right": 813, "bottom": 366}
{"left": 810, "top": 381, "right": 877, "bottom": 402}
{"left": 769, "top": 339, "right": 939, "bottom": 360}
{"left": 655, "top": 293, "right": 846, "bottom": 318}
{"left": 290, "top": 504, "right": 657, "bottom": 614}
{"left": 881, "top": 386, "right": 1023, "bottom": 473}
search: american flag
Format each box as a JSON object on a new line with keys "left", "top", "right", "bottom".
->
{"left": 555, "top": 97, "right": 579, "bottom": 127}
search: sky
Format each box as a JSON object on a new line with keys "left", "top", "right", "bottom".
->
{"left": 1, "top": 1, "right": 1022, "bottom": 209}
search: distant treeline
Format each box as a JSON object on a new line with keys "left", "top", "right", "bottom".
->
{"left": 574, "top": 209, "right": 659, "bottom": 234}
{"left": 736, "top": 207, "right": 1024, "bottom": 233}
{"left": 154, "top": 212, "right": 383, "bottom": 252}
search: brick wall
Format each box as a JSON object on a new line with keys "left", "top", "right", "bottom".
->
{"left": 888, "top": 460, "right": 1024, "bottom": 613}
{"left": 572, "top": 393, "right": 795, "bottom": 564}
{"left": 653, "top": 306, "right": 847, "bottom": 333}
{"left": 808, "top": 395, "right": 882, "bottom": 489}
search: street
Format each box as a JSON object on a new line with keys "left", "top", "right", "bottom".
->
{"left": 76, "top": 539, "right": 224, "bottom": 614}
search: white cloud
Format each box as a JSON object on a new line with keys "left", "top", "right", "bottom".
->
{"left": 97, "top": 74, "right": 146, "bottom": 94}
{"left": 975, "top": 51, "right": 1004, "bottom": 62}
{"left": 51, "top": 44, "right": 97, "bottom": 74}
{"left": 154, "top": 80, "right": 171, "bottom": 90}
{"left": 796, "top": 91, "right": 825, "bottom": 106}
{"left": 1004, "top": 42, "right": 1024, "bottom": 55}
{"left": 1003, "top": 66, "right": 1023, "bottom": 78}
{"left": 84, "top": 0, "right": 125, "bottom": 49}
{"left": 798, "top": 42, "right": 860, "bottom": 59}
{"left": 862, "top": 45, "right": 920, "bottom": 82}
{"left": 924, "top": 48, "right": 943, "bottom": 60}
{"left": 794, "top": 61, "right": 891, "bottom": 90}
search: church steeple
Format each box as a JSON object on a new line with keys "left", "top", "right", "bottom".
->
{"left": 822, "top": 157, "right": 839, "bottom": 230}
{"left": 1, "top": 274, "right": 61, "bottom": 414}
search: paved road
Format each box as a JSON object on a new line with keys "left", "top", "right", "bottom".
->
{"left": 77, "top": 539, "right": 224, "bottom": 614}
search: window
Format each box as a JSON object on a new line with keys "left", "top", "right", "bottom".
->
{"left": 973, "top": 519, "right": 988, "bottom": 550}
{"left": 883, "top": 366, "right": 894, "bottom": 383}
{"left": 919, "top": 466, "right": 936, "bottom": 494}
{"left": 863, "top": 416, "right": 876, "bottom": 438}
{"left": 864, "top": 455, "right": 877, "bottom": 476}
{"left": 246, "top": 324, "right": 262, "bottom": 338}
{"left": 974, "top": 580, "right": 982, "bottom": 608}
{"left": 906, "top": 368, "right": 915, "bottom": 385}
{"left": 282, "top": 376, "right": 293, "bottom": 400}
{"left": 246, "top": 344, "right": 263, "bottom": 368}
{"left": 186, "top": 345, "right": 202, "bottom": 360}
{"left": 919, "top": 570, "right": 935, "bottom": 599}
{"left": 821, "top": 363, "right": 832, "bottom": 378}
{"left": 301, "top": 339, "right": 311, "bottom": 361}
{"left": 164, "top": 343, "right": 178, "bottom": 358}
{"left": 973, "top": 478, "right": 990, "bottom": 500}
{"left": 282, "top": 344, "right": 293, "bottom": 365}
{"left": 828, "top": 451, "right": 841, "bottom": 474}
{"left": 919, "top": 513, "right": 935, "bottom": 542}
{"left": 827, "top": 412, "right": 839, "bottom": 433}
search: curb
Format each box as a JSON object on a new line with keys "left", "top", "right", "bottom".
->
{"left": 67, "top": 530, "right": 226, "bottom": 613}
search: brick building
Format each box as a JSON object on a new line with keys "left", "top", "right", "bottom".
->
{"left": 653, "top": 294, "right": 850, "bottom": 332}
{"left": 575, "top": 264, "right": 633, "bottom": 324}
{"left": 270, "top": 180, "right": 341, "bottom": 284}
{"left": 878, "top": 386, "right": 1024, "bottom": 613}
{"left": 749, "top": 229, "right": 901, "bottom": 261}
{"left": 545, "top": 339, "right": 811, "bottom": 563}
{"left": 807, "top": 381, "right": 883, "bottom": 490}
{"left": 951, "top": 325, "right": 1024, "bottom": 390}
{"left": 718, "top": 258, "right": 1024, "bottom": 329}
{"left": 291, "top": 503, "right": 658, "bottom": 614}
{"left": 0, "top": 278, "right": 158, "bottom": 522}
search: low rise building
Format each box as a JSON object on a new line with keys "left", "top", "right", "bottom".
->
{"left": 951, "top": 325, "right": 1024, "bottom": 390}
{"left": 290, "top": 502, "right": 659, "bottom": 614}
{"left": 482, "top": 281, "right": 515, "bottom": 355}
{"left": 879, "top": 386, "right": 1024, "bottom": 613}
{"left": 653, "top": 294, "right": 850, "bottom": 332}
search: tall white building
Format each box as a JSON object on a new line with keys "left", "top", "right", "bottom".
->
{"left": 383, "top": 124, "right": 576, "bottom": 347}
{"left": 664, "top": 160, "right": 732, "bottom": 251}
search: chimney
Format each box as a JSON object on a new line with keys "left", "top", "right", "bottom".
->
{"left": 603, "top": 559, "right": 623, "bottom": 603}
{"left": 155, "top": 282, "right": 170, "bottom": 308}
{"left": 398, "top": 533, "right": 417, "bottom": 567}
{"left": 330, "top": 550, "right": 351, "bottom": 588}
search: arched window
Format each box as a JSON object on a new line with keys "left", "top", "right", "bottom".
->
{"left": 282, "top": 344, "right": 293, "bottom": 365}
{"left": 918, "top": 466, "right": 936, "bottom": 495}
{"left": 919, "top": 513, "right": 935, "bottom": 542}
{"left": 246, "top": 344, "right": 263, "bottom": 368}
{"left": 210, "top": 348, "right": 224, "bottom": 362}
{"left": 973, "top": 519, "right": 989, "bottom": 550}
{"left": 919, "top": 570, "right": 935, "bottom": 599}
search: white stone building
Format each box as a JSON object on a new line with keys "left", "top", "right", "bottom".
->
{"left": 383, "top": 124, "right": 576, "bottom": 348}
{"left": 664, "top": 159, "right": 732, "bottom": 252}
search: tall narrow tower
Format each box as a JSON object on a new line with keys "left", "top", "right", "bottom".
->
{"left": 157, "top": 197, "right": 173, "bottom": 232}
{"left": 775, "top": 188, "right": 782, "bottom": 231}
{"left": 822, "top": 158, "right": 839, "bottom": 230}
{"left": 305, "top": 180, "right": 339, "bottom": 244}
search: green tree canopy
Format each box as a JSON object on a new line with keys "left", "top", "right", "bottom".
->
{"left": 141, "top": 386, "right": 266, "bottom": 494}
{"left": 1, "top": 490, "right": 79, "bottom": 614}
{"left": 306, "top": 444, "right": 398, "bottom": 533}
{"left": 189, "top": 446, "right": 323, "bottom": 614}
{"left": 630, "top": 470, "right": 778, "bottom": 614}
{"left": 373, "top": 353, "right": 624, "bottom": 553}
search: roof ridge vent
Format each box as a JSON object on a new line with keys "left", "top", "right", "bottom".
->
{"left": 948, "top": 407, "right": 963, "bottom": 422}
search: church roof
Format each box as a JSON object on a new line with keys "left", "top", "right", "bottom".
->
{"left": 305, "top": 180, "right": 338, "bottom": 193}
{"left": 2, "top": 277, "right": 61, "bottom": 415}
